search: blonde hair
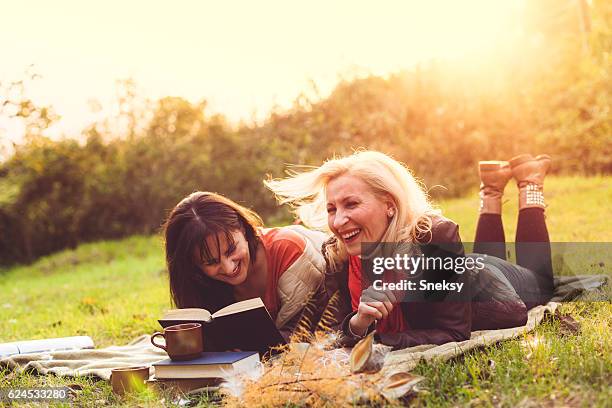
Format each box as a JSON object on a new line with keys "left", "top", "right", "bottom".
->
{"left": 264, "top": 150, "right": 440, "bottom": 266}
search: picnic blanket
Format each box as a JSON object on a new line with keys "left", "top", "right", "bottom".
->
{"left": 381, "top": 301, "right": 558, "bottom": 375}
{"left": 1, "top": 274, "right": 607, "bottom": 380}
{"left": 0, "top": 335, "right": 165, "bottom": 380}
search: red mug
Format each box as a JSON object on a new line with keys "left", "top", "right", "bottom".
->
{"left": 151, "top": 323, "right": 203, "bottom": 360}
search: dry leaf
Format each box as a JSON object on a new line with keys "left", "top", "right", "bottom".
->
{"left": 350, "top": 331, "right": 375, "bottom": 373}
{"left": 380, "top": 372, "right": 424, "bottom": 400}
{"left": 65, "top": 383, "right": 83, "bottom": 397}
{"left": 556, "top": 312, "right": 581, "bottom": 336}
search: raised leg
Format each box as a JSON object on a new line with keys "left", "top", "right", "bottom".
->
{"left": 474, "top": 214, "right": 507, "bottom": 259}
{"left": 511, "top": 154, "right": 554, "bottom": 304}
{"left": 473, "top": 161, "right": 512, "bottom": 259}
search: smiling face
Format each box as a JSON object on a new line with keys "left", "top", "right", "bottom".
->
{"left": 326, "top": 174, "right": 393, "bottom": 256}
{"left": 195, "top": 229, "right": 251, "bottom": 285}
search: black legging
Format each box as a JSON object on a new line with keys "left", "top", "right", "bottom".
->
{"left": 473, "top": 208, "right": 554, "bottom": 308}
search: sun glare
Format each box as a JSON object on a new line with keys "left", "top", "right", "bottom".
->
{"left": 391, "top": 1, "right": 520, "bottom": 60}
{"left": 0, "top": 0, "right": 524, "bottom": 139}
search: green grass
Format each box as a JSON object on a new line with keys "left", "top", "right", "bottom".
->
{"left": 0, "top": 235, "right": 169, "bottom": 345}
{"left": 439, "top": 174, "right": 612, "bottom": 242}
{"left": 0, "top": 175, "right": 610, "bottom": 407}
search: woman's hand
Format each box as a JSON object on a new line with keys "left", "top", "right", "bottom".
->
{"left": 349, "top": 288, "right": 396, "bottom": 337}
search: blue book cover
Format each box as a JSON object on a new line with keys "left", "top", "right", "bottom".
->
{"left": 154, "top": 351, "right": 257, "bottom": 366}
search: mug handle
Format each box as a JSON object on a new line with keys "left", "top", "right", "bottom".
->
{"left": 150, "top": 332, "right": 167, "bottom": 351}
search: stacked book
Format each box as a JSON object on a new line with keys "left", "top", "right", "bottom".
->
{"left": 149, "top": 351, "right": 260, "bottom": 393}
{"left": 150, "top": 298, "right": 283, "bottom": 393}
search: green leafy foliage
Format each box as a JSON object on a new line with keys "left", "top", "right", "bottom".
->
{"left": 0, "top": 0, "right": 610, "bottom": 265}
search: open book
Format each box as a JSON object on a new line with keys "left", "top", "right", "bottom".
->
{"left": 158, "top": 298, "right": 285, "bottom": 355}
{"left": 0, "top": 336, "right": 94, "bottom": 358}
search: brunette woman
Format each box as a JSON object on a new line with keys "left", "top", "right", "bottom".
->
{"left": 163, "top": 192, "right": 327, "bottom": 342}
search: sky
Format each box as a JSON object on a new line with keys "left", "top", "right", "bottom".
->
{"left": 0, "top": 0, "right": 523, "bottom": 140}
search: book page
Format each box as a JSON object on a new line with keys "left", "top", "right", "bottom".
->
{"left": 0, "top": 336, "right": 94, "bottom": 357}
{"left": 162, "top": 308, "right": 212, "bottom": 322}
{"left": 0, "top": 343, "right": 20, "bottom": 358}
{"left": 212, "top": 297, "right": 264, "bottom": 319}
{"left": 17, "top": 336, "right": 95, "bottom": 354}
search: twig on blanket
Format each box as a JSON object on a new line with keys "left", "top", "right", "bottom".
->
{"left": 278, "top": 387, "right": 312, "bottom": 393}
{"left": 298, "top": 382, "right": 336, "bottom": 406}
{"left": 262, "top": 375, "right": 352, "bottom": 388}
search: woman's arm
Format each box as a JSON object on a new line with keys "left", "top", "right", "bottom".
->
{"left": 375, "top": 301, "right": 472, "bottom": 348}
{"left": 471, "top": 300, "right": 527, "bottom": 331}
{"left": 325, "top": 218, "right": 474, "bottom": 348}
{"left": 358, "top": 217, "right": 473, "bottom": 349}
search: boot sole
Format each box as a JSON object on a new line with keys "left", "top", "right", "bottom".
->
{"left": 510, "top": 154, "right": 552, "bottom": 169}
{"left": 509, "top": 154, "right": 534, "bottom": 168}
{"left": 535, "top": 154, "right": 552, "bottom": 162}
{"left": 479, "top": 161, "right": 510, "bottom": 172}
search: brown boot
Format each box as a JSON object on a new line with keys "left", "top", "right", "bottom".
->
{"left": 479, "top": 161, "right": 512, "bottom": 214}
{"left": 509, "top": 154, "right": 552, "bottom": 210}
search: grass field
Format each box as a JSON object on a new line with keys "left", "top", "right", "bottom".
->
{"left": 1, "top": 175, "right": 610, "bottom": 407}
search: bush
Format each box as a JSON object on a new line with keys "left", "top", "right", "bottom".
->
{"left": 1, "top": 0, "right": 609, "bottom": 265}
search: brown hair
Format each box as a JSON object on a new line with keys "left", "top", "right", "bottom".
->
{"left": 163, "top": 191, "right": 263, "bottom": 312}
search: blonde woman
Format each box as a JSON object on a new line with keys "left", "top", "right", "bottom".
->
{"left": 265, "top": 151, "right": 553, "bottom": 348}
